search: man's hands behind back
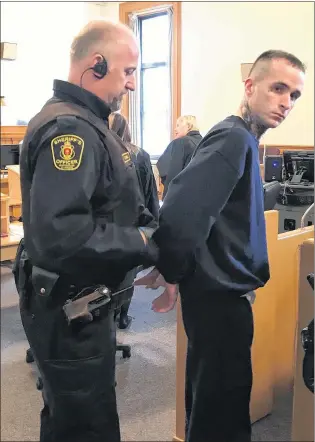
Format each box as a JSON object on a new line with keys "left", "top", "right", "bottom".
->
{"left": 134, "top": 268, "right": 178, "bottom": 313}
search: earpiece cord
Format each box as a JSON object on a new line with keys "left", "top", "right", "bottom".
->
{"left": 80, "top": 67, "right": 93, "bottom": 88}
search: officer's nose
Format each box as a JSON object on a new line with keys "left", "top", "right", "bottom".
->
{"left": 126, "top": 75, "right": 136, "bottom": 92}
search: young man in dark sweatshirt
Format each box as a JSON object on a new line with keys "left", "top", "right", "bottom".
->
{"left": 136, "top": 50, "right": 306, "bottom": 442}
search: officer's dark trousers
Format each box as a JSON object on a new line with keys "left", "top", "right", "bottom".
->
{"left": 19, "top": 288, "right": 120, "bottom": 442}
{"left": 180, "top": 289, "right": 254, "bottom": 442}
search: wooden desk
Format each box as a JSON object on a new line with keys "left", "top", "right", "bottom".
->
{"left": 273, "top": 227, "right": 314, "bottom": 393}
{"left": 0, "top": 175, "right": 9, "bottom": 195}
{"left": 0, "top": 193, "right": 10, "bottom": 236}
{"left": 292, "top": 239, "right": 314, "bottom": 442}
{"left": 7, "top": 165, "right": 21, "bottom": 200}
{"left": 0, "top": 222, "right": 23, "bottom": 261}
{"left": 259, "top": 144, "right": 314, "bottom": 155}
{"left": 173, "top": 211, "right": 314, "bottom": 442}
{"left": 6, "top": 165, "right": 21, "bottom": 219}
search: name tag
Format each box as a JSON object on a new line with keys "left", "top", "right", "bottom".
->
{"left": 122, "top": 151, "right": 132, "bottom": 166}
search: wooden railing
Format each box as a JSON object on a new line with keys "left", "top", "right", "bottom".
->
{"left": 259, "top": 144, "right": 314, "bottom": 155}
{"left": 1, "top": 126, "right": 27, "bottom": 145}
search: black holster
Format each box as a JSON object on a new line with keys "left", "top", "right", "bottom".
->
{"left": 13, "top": 239, "right": 61, "bottom": 310}
{"left": 12, "top": 239, "right": 32, "bottom": 303}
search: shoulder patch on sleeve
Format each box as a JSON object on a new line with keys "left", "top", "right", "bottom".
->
{"left": 51, "top": 134, "right": 84, "bottom": 171}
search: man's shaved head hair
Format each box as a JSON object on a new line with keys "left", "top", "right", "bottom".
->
{"left": 70, "top": 20, "right": 134, "bottom": 62}
{"left": 248, "top": 50, "right": 306, "bottom": 82}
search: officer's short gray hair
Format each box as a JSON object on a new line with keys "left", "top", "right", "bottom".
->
{"left": 70, "top": 20, "right": 131, "bottom": 61}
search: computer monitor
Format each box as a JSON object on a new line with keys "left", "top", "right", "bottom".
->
{"left": 283, "top": 150, "right": 314, "bottom": 184}
{"left": 263, "top": 181, "right": 281, "bottom": 211}
{"left": 0, "top": 144, "right": 20, "bottom": 169}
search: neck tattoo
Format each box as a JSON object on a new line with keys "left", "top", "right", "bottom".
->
{"left": 241, "top": 102, "right": 267, "bottom": 141}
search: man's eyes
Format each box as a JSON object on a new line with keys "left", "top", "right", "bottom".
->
{"left": 273, "top": 84, "right": 285, "bottom": 93}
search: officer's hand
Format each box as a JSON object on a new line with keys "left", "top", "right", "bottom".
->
{"left": 152, "top": 283, "right": 178, "bottom": 313}
{"left": 134, "top": 267, "right": 161, "bottom": 288}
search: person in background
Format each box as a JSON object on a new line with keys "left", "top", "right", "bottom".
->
{"left": 136, "top": 50, "right": 306, "bottom": 442}
{"left": 156, "top": 115, "right": 202, "bottom": 199}
{"left": 109, "top": 112, "right": 159, "bottom": 328}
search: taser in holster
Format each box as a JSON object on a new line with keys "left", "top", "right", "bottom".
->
{"left": 63, "top": 285, "right": 133, "bottom": 327}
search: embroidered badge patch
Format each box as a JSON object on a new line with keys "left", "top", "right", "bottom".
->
{"left": 51, "top": 135, "right": 84, "bottom": 171}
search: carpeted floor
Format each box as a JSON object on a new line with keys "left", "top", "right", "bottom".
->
{"left": 1, "top": 264, "right": 293, "bottom": 441}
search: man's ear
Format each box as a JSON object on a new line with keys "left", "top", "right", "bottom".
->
{"left": 244, "top": 78, "right": 254, "bottom": 98}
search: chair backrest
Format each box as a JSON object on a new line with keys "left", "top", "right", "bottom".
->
{"left": 259, "top": 146, "right": 280, "bottom": 164}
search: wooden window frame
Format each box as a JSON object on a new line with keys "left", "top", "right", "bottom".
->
{"left": 119, "top": 1, "right": 181, "bottom": 140}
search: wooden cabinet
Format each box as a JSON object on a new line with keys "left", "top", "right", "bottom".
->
{"left": 7, "top": 165, "right": 21, "bottom": 202}
{"left": 7, "top": 165, "right": 22, "bottom": 220}
{"left": 0, "top": 166, "right": 22, "bottom": 220}
{"left": 0, "top": 193, "right": 10, "bottom": 236}
{"left": 292, "top": 239, "right": 314, "bottom": 442}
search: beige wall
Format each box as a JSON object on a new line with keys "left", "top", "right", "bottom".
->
{"left": 181, "top": 1, "right": 314, "bottom": 145}
{"left": 1, "top": 2, "right": 89, "bottom": 123}
{"left": 86, "top": 2, "right": 120, "bottom": 21}
{"left": 79, "top": 1, "right": 314, "bottom": 146}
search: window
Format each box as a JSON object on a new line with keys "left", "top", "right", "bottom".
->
{"left": 119, "top": 2, "right": 181, "bottom": 159}
{"left": 139, "top": 12, "right": 171, "bottom": 156}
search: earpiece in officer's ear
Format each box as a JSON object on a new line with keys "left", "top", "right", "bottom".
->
{"left": 92, "top": 56, "right": 108, "bottom": 79}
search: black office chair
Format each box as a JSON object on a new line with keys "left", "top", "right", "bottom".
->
{"left": 116, "top": 343, "right": 131, "bottom": 359}
{"left": 263, "top": 181, "right": 281, "bottom": 211}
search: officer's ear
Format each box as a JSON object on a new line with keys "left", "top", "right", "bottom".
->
{"left": 92, "top": 54, "right": 108, "bottom": 79}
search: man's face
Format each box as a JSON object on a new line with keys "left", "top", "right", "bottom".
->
{"left": 97, "top": 37, "right": 139, "bottom": 110}
{"left": 246, "top": 59, "right": 305, "bottom": 129}
{"left": 175, "top": 119, "right": 190, "bottom": 138}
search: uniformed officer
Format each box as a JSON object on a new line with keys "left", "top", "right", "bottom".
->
{"left": 16, "top": 20, "right": 157, "bottom": 442}
{"left": 136, "top": 50, "right": 306, "bottom": 442}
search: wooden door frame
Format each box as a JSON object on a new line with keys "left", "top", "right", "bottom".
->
{"left": 119, "top": 1, "right": 181, "bottom": 140}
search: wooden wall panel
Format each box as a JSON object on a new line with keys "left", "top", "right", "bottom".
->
{"left": 1, "top": 126, "right": 27, "bottom": 145}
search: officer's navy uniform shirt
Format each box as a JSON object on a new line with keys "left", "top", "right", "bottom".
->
{"left": 20, "top": 80, "right": 156, "bottom": 288}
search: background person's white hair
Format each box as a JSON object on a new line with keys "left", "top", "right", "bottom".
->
{"left": 177, "top": 115, "right": 199, "bottom": 132}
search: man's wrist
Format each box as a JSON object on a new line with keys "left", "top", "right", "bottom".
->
{"left": 138, "top": 227, "right": 155, "bottom": 243}
{"left": 138, "top": 229, "right": 148, "bottom": 245}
